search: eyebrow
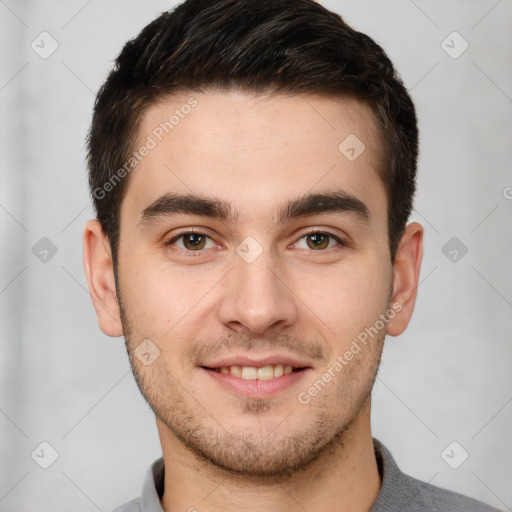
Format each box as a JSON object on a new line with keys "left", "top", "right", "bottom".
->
{"left": 138, "top": 190, "right": 370, "bottom": 227}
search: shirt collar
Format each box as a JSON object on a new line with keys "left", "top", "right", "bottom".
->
{"left": 141, "top": 456, "right": 165, "bottom": 512}
{"left": 140, "top": 437, "right": 411, "bottom": 511}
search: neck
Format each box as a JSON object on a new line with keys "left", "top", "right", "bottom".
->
{"left": 158, "top": 398, "right": 381, "bottom": 512}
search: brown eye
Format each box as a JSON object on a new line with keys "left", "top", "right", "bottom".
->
{"left": 295, "top": 231, "right": 344, "bottom": 251}
{"left": 306, "top": 233, "right": 330, "bottom": 250}
{"left": 167, "top": 232, "right": 216, "bottom": 252}
{"left": 182, "top": 233, "right": 206, "bottom": 250}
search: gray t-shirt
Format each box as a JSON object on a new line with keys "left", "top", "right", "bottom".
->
{"left": 113, "top": 438, "right": 503, "bottom": 511}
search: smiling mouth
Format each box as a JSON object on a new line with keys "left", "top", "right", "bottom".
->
{"left": 202, "top": 364, "right": 308, "bottom": 380}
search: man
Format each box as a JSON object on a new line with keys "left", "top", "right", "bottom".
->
{"left": 82, "top": 0, "right": 502, "bottom": 510}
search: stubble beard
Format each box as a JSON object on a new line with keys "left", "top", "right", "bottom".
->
{"left": 118, "top": 294, "right": 387, "bottom": 483}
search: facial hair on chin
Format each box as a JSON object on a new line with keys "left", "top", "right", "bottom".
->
{"left": 117, "top": 289, "right": 389, "bottom": 482}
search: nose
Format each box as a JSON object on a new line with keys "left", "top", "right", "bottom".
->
{"left": 217, "top": 243, "right": 299, "bottom": 335}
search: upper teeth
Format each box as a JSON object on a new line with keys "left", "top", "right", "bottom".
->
{"left": 218, "top": 364, "right": 294, "bottom": 380}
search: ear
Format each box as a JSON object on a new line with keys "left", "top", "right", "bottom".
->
{"left": 83, "top": 219, "right": 123, "bottom": 337}
{"left": 386, "top": 222, "right": 424, "bottom": 337}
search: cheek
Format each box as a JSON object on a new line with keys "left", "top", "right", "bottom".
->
{"left": 118, "top": 252, "right": 220, "bottom": 336}
{"left": 297, "top": 258, "right": 391, "bottom": 342}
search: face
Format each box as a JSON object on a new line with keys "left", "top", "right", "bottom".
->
{"left": 115, "top": 91, "right": 395, "bottom": 480}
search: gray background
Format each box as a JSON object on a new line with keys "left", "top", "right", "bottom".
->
{"left": 1, "top": 0, "right": 511, "bottom": 510}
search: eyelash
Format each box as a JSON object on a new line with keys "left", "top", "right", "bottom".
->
{"left": 165, "top": 229, "right": 345, "bottom": 256}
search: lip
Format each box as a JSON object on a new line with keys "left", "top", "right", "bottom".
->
{"left": 201, "top": 366, "right": 313, "bottom": 398}
{"left": 200, "top": 352, "right": 314, "bottom": 369}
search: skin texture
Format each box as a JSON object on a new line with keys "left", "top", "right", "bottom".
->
{"left": 83, "top": 91, "right": 423, "bottom": 511}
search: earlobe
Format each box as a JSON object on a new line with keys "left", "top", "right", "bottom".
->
{"left": 83, "top": 219, "right": 124, "bottom": 337}
{"left": 386, "top": 222, "right": 424, "bottom": 337}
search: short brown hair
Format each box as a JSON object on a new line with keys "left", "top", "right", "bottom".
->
{"left": 87, "top": 0, "right": 418, "bottom": 265}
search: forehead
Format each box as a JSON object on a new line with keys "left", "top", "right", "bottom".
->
{"left": 123, "top": 90, "right": 387, "bottom": 228}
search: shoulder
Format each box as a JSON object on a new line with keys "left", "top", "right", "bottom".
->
{"left": 372, "top": 439, "right": 503, "bottom": 512}
{"left": 111, "top": 456, "right": 164, "bottom": 512}
{"left": 402, "top": 472, "right": 503, "bottom": 512}
{"left": 112, "top": 497, "right": 142, "bottom": 512}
